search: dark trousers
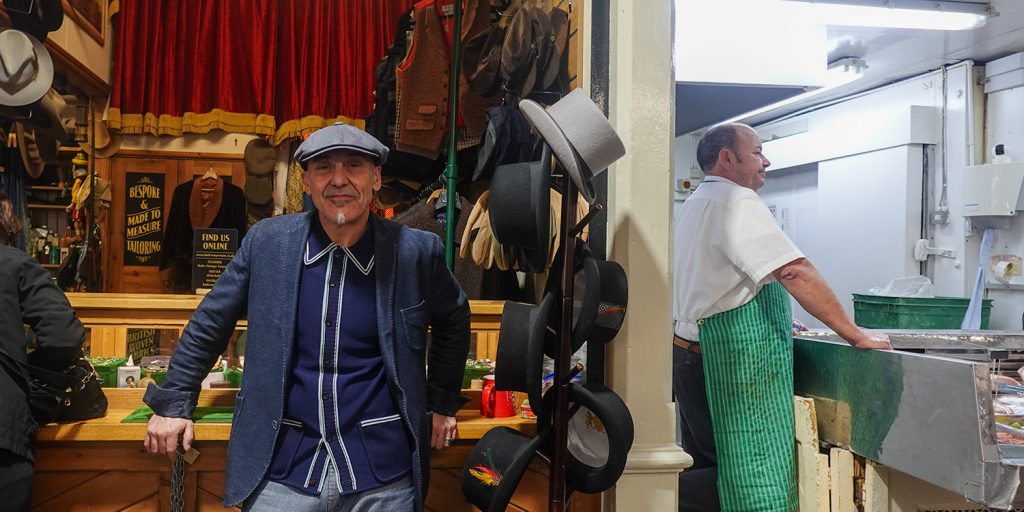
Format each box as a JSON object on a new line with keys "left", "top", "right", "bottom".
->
{"left": 0, "top": 448, "right": 33, "bottom": 512}
{"left": 674, "top": 345, "right": 720, "bottom": 512}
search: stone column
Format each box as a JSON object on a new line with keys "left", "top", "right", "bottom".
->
{"left": 603, "top": 0, "right": 690, "bottom": 510}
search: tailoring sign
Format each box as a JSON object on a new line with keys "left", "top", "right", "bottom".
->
{"left": 124, "top": 173, "right": 165, "bottom": 266}
{"left": 191, "top": 228, "right": 238, "bottom": 290}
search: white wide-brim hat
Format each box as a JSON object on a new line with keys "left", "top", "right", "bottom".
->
{"left": 519, "top": 88, "right": 626, "bottom": 203}
{"left": 0, "top": 28, "right": 53, "bottom": 107}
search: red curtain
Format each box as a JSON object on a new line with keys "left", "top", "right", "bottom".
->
{"left": 109, "top": 0, "right": 415, "bottom": 144}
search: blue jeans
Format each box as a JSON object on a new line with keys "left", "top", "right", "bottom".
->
{"left": 243, "top": 463, "right": 416, "bottom": 512}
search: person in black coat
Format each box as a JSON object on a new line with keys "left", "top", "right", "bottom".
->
{"left": 0, "top": 191, "right": 86, "bottom": 511}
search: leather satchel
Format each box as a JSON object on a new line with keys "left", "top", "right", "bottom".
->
{"left": 0, "top": 347, "right": 108, "bottom": 425}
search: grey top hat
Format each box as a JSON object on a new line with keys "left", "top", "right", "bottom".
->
{"left": 0, "top": 28, "right": 54, "bottom": 107}
{"left": 519, "top": 88, "right": 626, "bottom": 203}
{"left": 294, "top": 122, "right": 389, "bottom": 168}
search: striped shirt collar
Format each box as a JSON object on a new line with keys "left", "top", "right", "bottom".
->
{"left": 304, "top": 216, "right": 375, "bottom": 273}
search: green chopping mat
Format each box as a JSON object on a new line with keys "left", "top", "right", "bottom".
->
{"left": 121, "top": 406, "right": 235, "bottom": 423}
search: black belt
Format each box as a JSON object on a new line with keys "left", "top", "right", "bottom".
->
{"left": 673, "top": 336, "right": 701, "bottom": 354}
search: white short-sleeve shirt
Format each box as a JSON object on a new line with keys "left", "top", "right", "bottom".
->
{"left": 672, "top": 176, "right": 804, "bottom": 340}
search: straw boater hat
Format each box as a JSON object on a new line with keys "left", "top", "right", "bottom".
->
{"left": 519, "top": 88, "right": 627, "bottom": 203}
{"left": 0, "top": 28, "right": 53, "bottom": 107}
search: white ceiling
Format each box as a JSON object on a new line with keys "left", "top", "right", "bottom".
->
{"left": 682, "top": 0, "right": 1024, "bottom": 130}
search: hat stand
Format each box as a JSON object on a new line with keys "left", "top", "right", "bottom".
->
{"left": 548, "top": 161, "right": 601, "bottom": 511}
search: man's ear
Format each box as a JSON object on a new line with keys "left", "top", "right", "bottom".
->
{"left": 718, "top": 147, "right": 733, "bottom": 168}
{"left": 373, "top": 166, "right": 383, "bottom": 191}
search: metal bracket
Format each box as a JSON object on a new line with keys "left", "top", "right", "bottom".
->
{"left": 913, "top": 239, "right": 956, "bottom": 262}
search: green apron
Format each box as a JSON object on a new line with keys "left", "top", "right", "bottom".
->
{"left": 699, "top": 281, "right": 797, "bottom": 512}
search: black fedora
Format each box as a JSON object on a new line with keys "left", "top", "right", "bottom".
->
{"left": 544, "top": 241, "right": 629, "bottom": 358}
{"left": 461, "top": 426, "right": 549, "bottom": 512}
{"left": 488, "top": 144, "right": 552, "bottom": 273}
{"left": 538, "top": 382, "right": 634, "bottom": 494}
{"left": 495, "top": 292, "right": 555, "bottom": 411}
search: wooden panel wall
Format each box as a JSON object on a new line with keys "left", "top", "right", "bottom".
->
{"left": 107, "top": 152, "right": 245, "bottom": 294}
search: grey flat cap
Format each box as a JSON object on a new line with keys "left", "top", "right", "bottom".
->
{"left": 294, "top": 122, "right": 389, "bottom": 167}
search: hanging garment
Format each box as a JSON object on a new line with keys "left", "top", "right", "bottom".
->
{"left": 395, "top": 0, "right": 499, "bottom": 160}
{"left": 159, "top": 178, "right": 248, "bottom": 291}
{"left": 699, "top": 281, "right": 798, "bottom": 512}
{"left": 394, "top": 195, "right": 484, "bottom": 298}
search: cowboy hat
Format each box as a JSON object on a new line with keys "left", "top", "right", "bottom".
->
{"left": 495, "top": 292, "right": 556, "bottom": 411}
{"left": 80, "top": 115, "right": 122, "bottom": 159}
{"left": 538, "top": 381, "right": 634, "bottom": 494}
{"left": 244, "top": 138, "right": 276, "bottom": 176}
{"left": 0, "top": 28, "right": 53, "bottom": 107}
{"left": 519, "top": 88, "right": 626, "bottom": 203}
{"left": 16, "top": 121, "right": 58, "bottom": 178}
{"left": 488, "top": 145, "right": 552, "bottom": 272}
{"left": 4, "top": 0, "right": 64, "bottom": 41}
{"left": 461, "top": 426, "right": 549, "bottom": 512}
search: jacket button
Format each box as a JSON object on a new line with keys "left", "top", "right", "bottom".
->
{"left": 325, "top": 320, "right": 332, "bottom": 326}
{"left": 272, "top": 420, "right": 279, "bottom": 430}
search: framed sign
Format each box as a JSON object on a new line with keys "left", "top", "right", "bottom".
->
{"left": 123, "top": 172, "right": 165, "bottom": 266}
{"left": 63, "top": 0, "right": 105, "bottom": 45}
{"left": 191, "top": 228, "right": 238, "bottom": 291}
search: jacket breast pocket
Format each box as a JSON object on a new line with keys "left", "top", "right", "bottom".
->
{"left": 400, "top": 300, "right": 427, "bottom": 352}
{"left": 359, "top": 414, "right": 413, "bottom": 482}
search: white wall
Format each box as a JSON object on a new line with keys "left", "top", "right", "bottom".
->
{"left": 675, "top": 62, "right": 984, "bottom": 326}
{"left": 983, "top": 85, "right": 1024, "bottom": 329}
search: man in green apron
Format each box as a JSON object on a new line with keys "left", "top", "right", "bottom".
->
{"left": 673, "top": 123, "right": 892, "bottom": 511}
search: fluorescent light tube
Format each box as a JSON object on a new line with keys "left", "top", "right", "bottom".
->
{"left": 781, "top": 0, "right": 990, "bottom": 30}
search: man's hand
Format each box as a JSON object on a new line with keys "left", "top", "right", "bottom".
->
{"left": 431, "top": 413, "right": 458, "bottom": 450}
{"left": 846, "top": 329, "right": 893, "bottom": 351}
{"left": 144, "top": 414, "right": 195, "bottom": 461}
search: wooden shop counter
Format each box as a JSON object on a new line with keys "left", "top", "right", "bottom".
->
{"left": 31, "top": 388, "right": 545, "bottom": 511}
{"left": 28, "top": 293, "right": 597, "bottom": 510}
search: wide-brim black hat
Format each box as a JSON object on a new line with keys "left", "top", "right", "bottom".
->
{"left": 538, "top": 382, "right": 634, "bottom": 494}
{"left": 462, "top": 426, "right": 549, "bottom": 512}
{"left": 495, "top": 292, "right": 555, "bottom": 410}
{"left": 544, "top": 240, "right": 629, "bottom": 358}
{"left": 488, "top": 144, "right": 552, "bottom": 272}
{"left": 5, "top": 0, "right": 63, "bottom": 41}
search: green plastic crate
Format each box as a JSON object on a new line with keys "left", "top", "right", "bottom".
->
{"left": 87, "top": 357, "right": 128, "bottom": 388}
{"left": 852, "top": 294, "right": 992, "bottom": 329}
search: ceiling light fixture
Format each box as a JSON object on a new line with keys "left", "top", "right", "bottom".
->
{"left": 780, "top": 0, "right": 993, "bottom": 30}
{"left": 719, "top": 56, "right": 867, "bottom": 125}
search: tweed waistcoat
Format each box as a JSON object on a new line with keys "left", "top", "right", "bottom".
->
{"left": 395, "top": 0, "right": 497, "bottom": 160}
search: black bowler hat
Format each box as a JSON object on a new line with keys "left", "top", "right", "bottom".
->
{"left": 538, "top": 382, "right": 634, "bottom": 494}
{"left": 495, "top": 292, "right": 555, "bottom": 411}
{"left": 461, "top": 426, "right": 549, "bottom": 512}
{"left": 488, "top": 144, "right": 552, "bottom": 273}
{"left": 544, "top": 241, "right": 629, "bottom": 358}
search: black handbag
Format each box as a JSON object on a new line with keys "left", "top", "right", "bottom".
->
{"left": 0, "top": 347, "right": 108, "bottom": 425}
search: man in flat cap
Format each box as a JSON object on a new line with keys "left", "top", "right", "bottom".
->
{"left": 144, "top": 123, "right": 471, "bottom": 511}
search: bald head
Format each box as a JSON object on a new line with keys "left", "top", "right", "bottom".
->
{"left": 695, "top": 123, "right": 769, "bottom": 190}
{"left": 696, "top": 123, "right": 750, "bottom": 172}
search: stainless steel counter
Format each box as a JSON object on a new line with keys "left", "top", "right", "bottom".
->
{"left": 793, "top": 331, "right": 1024, "bottom": 509}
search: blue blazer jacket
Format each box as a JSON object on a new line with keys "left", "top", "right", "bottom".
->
{"left": 144, "top": 212, "right": 471, "bottom": 508}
